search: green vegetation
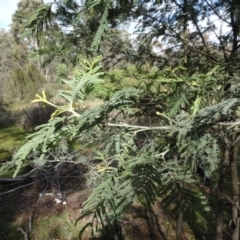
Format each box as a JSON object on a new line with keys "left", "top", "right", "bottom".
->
{"left": 0, "top": 127, "right": 26, "bottom": 160}
{"left": 31, "top": 212, "right": 80, "bottom": 240}
{"left": 1, "top": 0, "right": 240, "bottom": 239}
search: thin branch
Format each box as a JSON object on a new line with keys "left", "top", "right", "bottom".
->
{"left": 17, "top": 227, "right": 28, "bottom": 240}
{"left": 191, "top": 16, "right": 210, "bottom": 53}
{"left": 204, "top": 8, "right": 228, "bottom": 62}
{"left": 217, "top": 121, "right": 240, "bottom": 129}
{"left": 156, "top": 112, "right": 177, "bottom": 124}
{"left": 204, "top": 0, "right": 230, "bottom": 25}
{"left": 106, "top": 122, "right": 174, "bottom": 131}
{"left": 167, "top": 24, "right": 219, "bottom": 64}
{"left": 217, "top": 189, "right": 240, "bottom": 213}
{"left": 0, "top": 182, "right": 36, "bottom": 196}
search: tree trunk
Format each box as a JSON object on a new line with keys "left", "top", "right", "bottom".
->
{"left": 34, "top": 38, "right": 42, "bottom": 73}
{"left": 45, "top": 66, "right": 49, "bottom": 78}
{"left": 176, "top": 210, "right": 183, "bottom": 240}
{"left": 230, "top": 141, "right": 240, "bottom": 240}
{"left": 176, "top": 1, "right": 188, "bottom": 237}
{"left": 215, "top": 139, "right": 230, "bottom": 240}
{"left": 183, "top": 0, "right": 188, "bottom": 67}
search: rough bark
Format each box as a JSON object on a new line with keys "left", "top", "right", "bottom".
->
{"left": 230, "top": 141, "right": 240, "bottom": 240}
{"left": 183, "top": 0, "right": 188, "bottom": 67}
{"left": 215, "top": 139, "right": 230, "bottom": 240}
{"left": 176, "top": 210, "right": 183, "bottom": 240}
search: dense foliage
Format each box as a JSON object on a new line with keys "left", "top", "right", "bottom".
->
{"left": 1, "top": 0, "right": 240, "bottom": 239}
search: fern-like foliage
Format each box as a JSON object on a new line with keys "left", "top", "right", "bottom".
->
{"left": 24, "top": 3, "right": 53, "bottom": 38}
{"left": 3, "top": 56, "right": 140, "bottom": 178}
{"left": 76, "top": 115, "right": 221, "bottom": 238}
{"left": 76, "top": 134, "right": 164, "bottom": 238}
{"left": 160, "top": 183, "right": 210, "bottom": 219}
{"left": 75, "top": 87, "right": 240, "bottom": 238}
{"left": 4, "top": 58, "right": 240, "bottom": 239}
{"left": 194, "top": 98, "right": 238, "bottom": 126}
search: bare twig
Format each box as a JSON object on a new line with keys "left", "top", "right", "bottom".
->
{"left": 0, "top": 182, "right": 36, "bottom": 196}
{"left": 17, "top": 227, "right": 28, "bottom": 240}
{"left": 106, "top": 122, "right": 174, "bottom": 131}
{"left": 28, "top": 215, "right": 32, "bottom": 231}
{"left": 217, "top": 120, "right": 240, "bottom": 129}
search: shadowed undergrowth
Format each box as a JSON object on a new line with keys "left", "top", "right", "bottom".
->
{"left": 0, "top": 126, "right": 27, "bottom": 161}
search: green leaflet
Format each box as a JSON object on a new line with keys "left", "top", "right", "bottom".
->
{"left": 191, "top": 95, "right": 201, "bottom": 116}
{"left": 90, "top": 1, "right": 110, "bottom": 50}
{"left": 24, "top": 3, "right": 53, "bottom": 37}
{"left": 7, "top": 57, "right": 141, "bottom": 179}
{"left": 5, "top": 60, "right": 240, "bottom": 239}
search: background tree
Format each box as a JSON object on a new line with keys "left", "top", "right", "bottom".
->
{"left": 0, "top": 30, "right": 27, "bottom": 101}
{"left": 11, "top": 0, "right": 48, "bottom": 74}
{"left": 11, "top": 0, "right": 44, "bottom": 44}
{"left": 24, "top": 0, "right": 137, "bottom": 68}
{"left": 8, "top": 63, "right": 45, "bottom": 100}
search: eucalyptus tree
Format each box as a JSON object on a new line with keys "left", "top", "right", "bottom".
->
{"left": 11, "top": 0, "right": 51, "bottom": 74}
{"left": 0, "top": 30, "right": 28, "bottom": 101}
{"left": 11, "top": 0, "right": 44, "bottom": 43}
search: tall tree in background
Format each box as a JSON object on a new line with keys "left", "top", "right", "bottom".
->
{"left": 24, "top": 0, "right": 137, "bottom": 68}
{"left": 11, "top": 0, "right": 45, "bottom": 73}
{"left": 11, "top": 0, "right": 44, "bottom": 43}
{"left": 0, "top": 29, "right": 44, "bottom": 102}
{"left": 0, "top": 30, "right": 27, "bottom": 100}
{"left": 24, "top": 0, "right": 240, "bottom": 72}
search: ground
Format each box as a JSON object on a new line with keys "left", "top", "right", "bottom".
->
{"left": 0, "top": 175, "right": 194, "bottom": 240}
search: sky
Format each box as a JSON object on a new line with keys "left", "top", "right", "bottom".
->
{"left": 0, "top": 0, "right": 51, "bottom": 30}
{"left": 0, "top": 0, "right": 18, "bottom": 30}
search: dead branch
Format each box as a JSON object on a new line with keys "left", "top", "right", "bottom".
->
{"left": 17, "top": 227, "right": 28, "bottom": 240}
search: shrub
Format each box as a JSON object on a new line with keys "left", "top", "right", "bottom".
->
{"left": 7, "top": 63, "right": 45, "bottom": 101}
{"left": 0, "top": 100, "right": 15, "bottom": 127}
{"left": 19, "top": 105, "right": 55, "bottom": 132}
{"left": 56, "top": 63, "right": 68, "bottom": 82}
